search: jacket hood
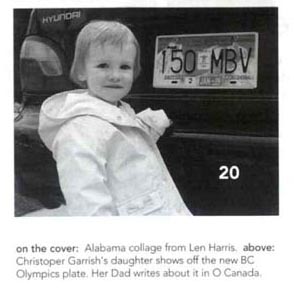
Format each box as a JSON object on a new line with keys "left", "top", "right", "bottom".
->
{"left": 38, "top": 89, "right": 137, "bottom": 150}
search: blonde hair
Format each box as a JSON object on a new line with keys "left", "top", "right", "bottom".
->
{"left": 70, "top": 20, "right": 141, "bottom": 88}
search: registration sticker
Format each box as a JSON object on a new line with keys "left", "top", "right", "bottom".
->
{"left": 153, "top": 32, "right": 258, "bottom": 89}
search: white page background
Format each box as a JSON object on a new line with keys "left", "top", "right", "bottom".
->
{"left": 1, "top": 0, "right": 293, "bottom": 288}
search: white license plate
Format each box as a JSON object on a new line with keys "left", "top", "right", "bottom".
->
{"left": 153, "top": 32, "right": 258, "bottom": 89}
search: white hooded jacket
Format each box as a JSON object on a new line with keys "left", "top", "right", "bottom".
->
{"left": 29, "top": 90, "right": 191, "bottom": 216}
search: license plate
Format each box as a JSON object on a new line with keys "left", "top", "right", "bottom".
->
{"left": 153, "top": 32, "right": 258, "bottom": 89}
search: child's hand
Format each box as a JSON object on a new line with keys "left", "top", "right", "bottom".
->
{"left": 137, "top": 108, "right": 171, "bottom": 136}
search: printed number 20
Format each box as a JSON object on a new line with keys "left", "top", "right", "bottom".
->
{"left": 219, "top": 165, "right": 240, "bottom": 180}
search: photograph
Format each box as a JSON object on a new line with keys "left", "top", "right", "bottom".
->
{"left": 14, "top": 7, "right": 278, "bottom": 217}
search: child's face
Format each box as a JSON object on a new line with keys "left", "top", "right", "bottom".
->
{"left": 81, "top": 42, "right": 136, "bottom": 104}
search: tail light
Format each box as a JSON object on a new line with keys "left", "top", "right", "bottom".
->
{"left": 20, "top": 35, "right": 74, "bottom": 100}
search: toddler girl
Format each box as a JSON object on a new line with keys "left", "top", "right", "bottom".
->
{"left": 28, "top": 20, "right": 192, "bottom": 216}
